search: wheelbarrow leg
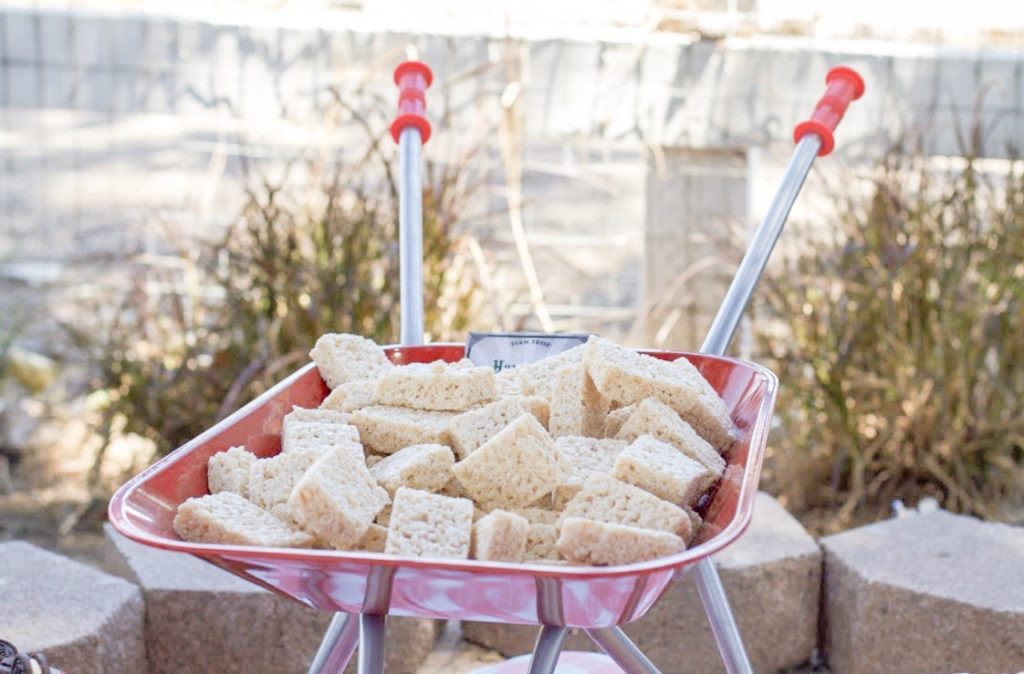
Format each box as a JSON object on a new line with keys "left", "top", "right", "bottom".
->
{"left": 527, "top": 626, "right": 568, "bottom": 674}
{"left": 307, "top": 612, "right": 359, "bottom": 674}
{"left": 694, "top": 558, "right": 753, "bottom": 674}
{"left": 585, "top": 627, "right": 662, "bottom": 674}
{"left": 358, "top": 614, "right": 387, "bottom": 674}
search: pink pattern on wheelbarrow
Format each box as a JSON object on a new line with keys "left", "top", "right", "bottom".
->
{"left": 472, "top": 652, "right": 626, "bottom": 673}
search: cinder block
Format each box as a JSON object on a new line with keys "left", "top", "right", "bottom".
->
{"left": 822, "top": 510, "right": 1024, "bottom": 674}
{"left": 0, "top": 540, "right": 146, "bottom": 674}
{"left": 103, "top": 524, "right": 441, "bottom": 674}
{"left": 462, "top": 492, "right": 820, "bottom": 674}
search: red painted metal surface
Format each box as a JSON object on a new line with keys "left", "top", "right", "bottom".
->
{"left": 108, "top": 345, "right": 777, "bottom": 628}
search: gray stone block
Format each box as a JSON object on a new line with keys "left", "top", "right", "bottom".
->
{"left": 463, "top": 492, "right": 820, "bottom": 674}
{"left": 0, "top": 540, "right": 146, "bottom": 674}
{"left": 103, "top": 524, "right": 441, "bottom": 674}
{"left": 822, "top": 510, "right": 1024, "bottom": 674}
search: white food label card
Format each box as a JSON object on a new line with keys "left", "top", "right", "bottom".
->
{"left": 465, "top": 332, "right": 591, "bottom": 372}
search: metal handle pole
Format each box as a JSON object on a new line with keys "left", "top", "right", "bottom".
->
{"left": 694, "top": 65, "right": 864, "bottom": 674}
{"left": 692, "top": 133, "right": 820, "bottom": 674}
{"left": 527, "top": 626, "right": 569, "bottom": 674}
{"left": 700, "top": 134, "right": 821, "bottom": 356}
{"left": 307, "top": 613, "right": 359, "bottom": 674}
{"left": 586, "top": 627, "right": 662, "bottom": 674}
{"left": 399, "top": 126, "right": 425, "bottom": 345}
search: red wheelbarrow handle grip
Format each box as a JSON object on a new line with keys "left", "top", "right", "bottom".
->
{"left": 390, "top": 61, "right": 433, "bottom": 144}
{"left": 793, "top": 65, "right": 865, "bottom": 156}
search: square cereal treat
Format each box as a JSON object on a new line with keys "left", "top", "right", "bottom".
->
{"left": 612, "top": 434, "right": 712, "bottom": 506}
{"left": 374, "top": 361, "right": 496, "bottom": 411}
{"left": 309, "top": 333, "right": 394, "bottom": 389}
{"left": 384, "top": 487, "right": 474, "bottom": 559}
{"left": 615, "top": 398, "right": 725, "bottom": 477}
{"left": 495, "top": 368, "right": 522, "bottom": 396}
{"left": 451, "top": 415, "right": 566, "bottom": 510}
{"left": 548, "top": 363, "right": 609, "bottom": 438}
{"left": 369, "top": 443, "right": 455, "bottom": 496}
{"left": 288, "top": 447, "right": 390, "bottom": 549}
{"left": 351, "top": 405, "right": 457, "bottom": 455}
{"left": 446, "top": 399, "right": 531, "bottom": 460}
{"left": 248, "top": 449, "right": 322, "bottom": 523}
{"left": 173, "top": 492, "right": 315, "bottom": 548}
{"left": 552, "top": 436, "right": 628, "bottom": 508}
{"left": 583, "top": 336, "right": 702, "bottom": 415}
{"left": 282, "top": 421, "right": 363, "bottom": 460}
{"left": 505, "top": 395, "right": 551, "bottom": 428}
{"left": 603, "top": 404, "right": 636, "bottom": 438}
{"left": 682, "top": 504, "right": 702, "bottom": 544}
{"left": 672, "top": 356, "right": 736, "bottom": 449}
{"left": 283, "top": 406, "right": 351, "bottom": 426}
{"left": 525, "top": 523, "right": 560, "bottom": 561}
{"left": 472, "top": 510, "right": 529, "bottom": 562}
{"left": 357, "top": 523, "right": 388, "bottom": 553}
{"left": 514, "top": 345, "right": 585, "bottom": 399}
{"left": 207, "top": 446, "right": 257, "bottom": 498}
{"left": 557, "top": 517, "right": 684, "bottom": 565}
{"left": 510, "top": 507, "right": 561, "bottom": 526}
{"left": 440, "top": 476, "right": 471, "bottom": 499}
{"left": 560, "top": 475, "right": 691, "bottom": 539}
{"left": 320, "top": 379, "right": 377, "bottom": 413}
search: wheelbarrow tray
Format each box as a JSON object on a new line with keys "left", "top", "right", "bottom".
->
{"left": 108, "top": 344, "right": 777, "bottom": 629}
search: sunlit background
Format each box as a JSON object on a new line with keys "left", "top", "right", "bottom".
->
{"left": 1, "top": 0, "right": 1022, "bottom": 563}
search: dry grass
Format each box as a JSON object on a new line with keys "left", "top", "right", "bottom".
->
{"left": 756, "top": 138, "right": 1024, "bottom": 532}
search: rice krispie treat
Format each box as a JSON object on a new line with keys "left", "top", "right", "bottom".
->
{"left": 319, "top": 379, "right": 378, "bottom": 413}
{"left": 357, "top": 523, "right": 389, "bottom": 553}
{"left": 472, "top": 510, "right": 529, "bottom": 562}
{"left": 557, "top": 517, "right": 684, "bottom": 565}
{"left": 452, "top": 415, "right": 566, "bottom": 510}
{"left": 514, "top": 345, "right": 585, "bottom": 399}
{"left": 309, "top": 333, "right": 394, "bottom": 389}
{"left": 615, "top": 398, "right": 725, "bottom": 477}
{"left": 283, "top": 406, "right": 352, "bottom": 427}
{"left": 682, "top": 504, "right": 702, "bottom": 544}
{"left": 351, "top": 405, "right": 457, "bottom": 454}
{"left": 207, "top": 446, "right": 256, "bottom": 498}
{"left": 560, "top": 475, "right": 691, "bottom": 539}
{"left": 247, "top": 449, "right": 322, "bottom": 523}
{"left": 583, "top": 336, "right": 703, "bottom": 415}
{"left": 384, "top": 487, "right": 474, "bottom": 559}
{"left": 369, "top": 443, "right": 455, "bottom": 496}
{"left": 505, "top": 395, "right": 551, "bottom": 428}
{"left": 374, "top": 361, "right": 496, "bottom": 411}
{"left": 612, "top": 435, "right": 712, "bottom": 505}
{"left": 603, "top": 404, "right": 636, "bottom": 438}
{"left": 552, "top": 436, "right": 628, "bottom": 508}
{"left": 173, "top": 492, "right": 315, "bottom": 548}
{"left": 288, "top": 447, "right": 390, "bottom": 549}
{"left": 510, "top": 507, "right": 561, "bottom": 526}
{"left": 672, "top": 356, "right": 736, "bottom": 449}
{"left": 282, "top": 420, "right": 363, "bottom": 460}
{"left": 446, "top": 399, "right": 532, "bottom": 460}
{"left": 494, "top": 368, "right": 522, "bottom": 396}
{"left": 547, "top": 363, "right": 609, "bottom": 438}
{"left": 525, "top": 523, "right": 560, "bottom": 561}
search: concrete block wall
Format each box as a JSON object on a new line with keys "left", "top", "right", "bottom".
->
{"left": 2, "top": 6, "right": 1022, "bottom": 342}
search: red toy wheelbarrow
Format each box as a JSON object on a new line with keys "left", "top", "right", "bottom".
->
{"left": 109, "top": 62, "right": 864, "bottom": 674}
